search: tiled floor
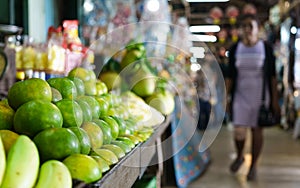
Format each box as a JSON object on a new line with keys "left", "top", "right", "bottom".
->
{"left": 186, "top": 124, "right": 300, "bottom": 188}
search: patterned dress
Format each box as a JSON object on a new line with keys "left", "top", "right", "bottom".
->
{"left": 233, "top": 40, "right": 270, "bottom": 127}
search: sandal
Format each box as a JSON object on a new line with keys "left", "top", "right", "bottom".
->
{"left": 230, "top": 157, "right": 245, "bottom": 173}
{"left": 247, "top": 168, "right": 257, "bottom": 181}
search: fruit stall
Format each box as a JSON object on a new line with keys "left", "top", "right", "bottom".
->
{"left": 0, "top": 21, "right": 193, "bottom": 188}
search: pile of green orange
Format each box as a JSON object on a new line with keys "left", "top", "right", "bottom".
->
{"left": 0, "top": 66, "right": 155, "bottom": 185}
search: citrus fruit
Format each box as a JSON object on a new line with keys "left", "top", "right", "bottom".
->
{"left": 0, "top": 98, "right": 9, "bottom": 106}
{"left": 145, "top": 90, "right": 175, "bottom": 115}
{"left": 77, "top": 96, "right": 100, "bottom": 119}
{"left": 68, "top": 77, "right": 85, "bottom": 96}
{"left": 87, "top": 70, "right": 97, "bottom": 82}
{"left": 91, "top": 148, "right": 118, "bottom": 165}
{"left": 101, "top": 116, "right": 119, "bottom": 140}
{"left": 95, "top": 80, "right": 108, "bottom": 96}
{"left": 47, "top": 77, "right": 77, "bottom": 100}
{"left": 55, "top": 99, "right": 83, "bottom": 128}
{"left": 63, "top": 154, "right": 102, "bottom": 183}
{"left": 75, "top": 99, "right": 93, "bottom": 123}
{"left": 94, "top": 97, "right": 109, "bottom": 118}
{"left": 7, "top": 78, "right": 52, "bottom": 110}
{"left": 92, "top": 119, "right": 112, "bottom": 145}
{"left": 33, "top": 127, "right": 80, "bottom": 162}
{"left": 132, "top": 77, "right": 156, "bottom": 97}
{"left": 111, "top": 116, "right": 127, "bottom": 136}
{"left": 120, "top": 49, "right": 144, "bottom": 69}
{"left": 98, "top": 71, "right": 121, "bottom": 91}
{"left": 124, "top": 117, "right": 137, "bottom": 134}
{"left": 116, "top": 136, "right": 135, "bottom": 148}
{"left": 111, "top": 140, "right": 131, "bottom": 153}
{"left": 68, "top": 67, "right": 92, "bottom": 82}
{"left": 101, "top": 144, "right": 125, "bottom": 159}
{"left": 84, "top": 80, "right": 97, "bottom": 96}
{"left": 81, "top": 121, "right": 103, "bottom": 149}
{"left": 13, "top": 100, "right": 63, "bottom": 137}
{"left": 98, "top": 93, "right": 118, "bottom": 108}
{"left": 123, "top": 135, "right": 141, "bottom": 145}
{"left": 91, "top": 155, "right": 110, "bottom": 173}
{"left": 51, "top": 87, "right": 62, "bottom": 103}
{"left": 68, "top": 127, "right": 91, "bottom": 155}
{"left": 0, "top": 104, "right": 15, "bottom": 130}
{"left": 130, "top": 69, "right": 156, "bottom": 98}
{"left": 0, "top": 130, "right": 19, "bottom": 155}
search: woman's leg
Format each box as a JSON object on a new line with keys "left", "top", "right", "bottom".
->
{"left": 230, "top": 126, "right": 247, "bottom": 173}
{"left": 248, "top": 127, "right": 263, "bottom": 180}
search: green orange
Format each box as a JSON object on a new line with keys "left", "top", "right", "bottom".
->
{"left": 68, "top": 67, "right": 92, "bottom": 82}
{"left": 81, "top": 121, "right": 103, "bottom": 150}
{"left": 68, "top": 127, "right": 91, "bottom": 155}
{"left": 96, "top": 80, "right": 108, "bottom": 96}
{"left": 98, "top": 71, "right": 121, "bottom": 91}
{"left": 50, "top": 87, "right": 62, "bottom": 103}
{"left": 111, "top": 116, "right": 127, "bottom": 136}
{"left": 101, "top": 116, "right": 119, "bottom": 140}
{"left": 84, "top": 80, "right": 97, "bottom": 96}
{"left": 55, "top": 99, "right": 83, "bottom": 128}
{"left": 33, "top": 127, "right": 80, "bottom": 162}
{"left": 68, "top": 77, "right": 85, "bottom": 96}
{"left": 75, "top": 99, "right": 93, "bottom": 123}
{"left": 47, "top": 77, "right": 77, "bottom": 100}
{"left": 63, "top": 154, "right": 102, "bottom": 183}
{"left": 91, "top": 155, "right": 110, "bottom": 173}
{"left": 7, "top": 78, "right": 52, "bottom": 110}
{"left": 77, "top": 96, "right": 100, "bottom": 119}
{"left": 94, "top": 97, "right": 109, "bottom": 118}
{"left": 0, "top": 130, "right": 19, "bottom": 155}
{"left": 92, "top": 119, "right": 112, "bottom": 145}
{"left": 13, "top": 100, "right": 63, "bottom": 137}
{"left": 0, "top": 104, "right": 15, "bottom": 130}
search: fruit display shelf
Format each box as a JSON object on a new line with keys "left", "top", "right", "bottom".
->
{"left": 73, "top": 115, "right": 171, "bottom": 188}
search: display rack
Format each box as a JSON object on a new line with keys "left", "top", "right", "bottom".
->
{"left": 73, "top": 115, "right": 171, "bottom": 188}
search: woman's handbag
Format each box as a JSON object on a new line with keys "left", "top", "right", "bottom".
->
{"left": 257, "top": 64, "right": 280, "bottom": 127}
{"left": 258, "top": 104, "right": 279, "bottom": 127}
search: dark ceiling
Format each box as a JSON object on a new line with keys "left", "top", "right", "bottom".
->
{"left": 168, "top": 0, "right": 280, "bottom": 25}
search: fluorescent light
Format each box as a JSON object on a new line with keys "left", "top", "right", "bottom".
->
{"left": 189, "top": 25, "right": 220, "bottom": 33}
{"left": 190, "top": 47, "right": 205, "bottom": 58}
{"left": 291, "top": 26, "right": 297, "bottom": 34}
{"left": 146, "top": 0, "right": 160, "bottom": 12}
{"left": 189, "top": 34, "right": 217, "bottom": 42}
{"left": 83, "top": 1, "right": 94, "bottom": 13}
{"left": 191, "top": 63, "right": 202, "bottom": 71}
{"left": 295, "top": 38, "right": 300, "bottom": 50}
{"left": 186, "top": 0, "right": 229, "bottom": 2}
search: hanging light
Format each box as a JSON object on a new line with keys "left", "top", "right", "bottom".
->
{"left": 189, "top": 34, "right": 217, "bottom": 42}
{"left": 146, "top": 0, "right": 160, "bottom": 12}
{"left": 189, "top": 25, "right": 220, "bottom": 33}
{"left": 186, "top": 0, "right": 229, "bottom": 2}
{"left": 83, "top": 0, "right": 94, "bottom": 13}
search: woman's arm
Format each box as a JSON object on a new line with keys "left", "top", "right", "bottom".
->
{"left": 225, "top": 77, "right": 233, "bottom": 110}
{"left": 271, "top": 76, "right": 281, "bottom": 115}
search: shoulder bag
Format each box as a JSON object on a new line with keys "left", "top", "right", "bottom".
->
{"left": 257, "top": 59, "right": 280, "bottom": 127}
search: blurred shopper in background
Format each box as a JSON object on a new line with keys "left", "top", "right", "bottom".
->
{"left": 195, "top": 67, "right": 212, "bottom": 131}
{"left": 226, "top": 14, "right": 280, "bottom": 181}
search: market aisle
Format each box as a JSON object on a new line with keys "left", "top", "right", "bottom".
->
{"left": 186, "top": 124, "right": 300, "bottom": 188}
